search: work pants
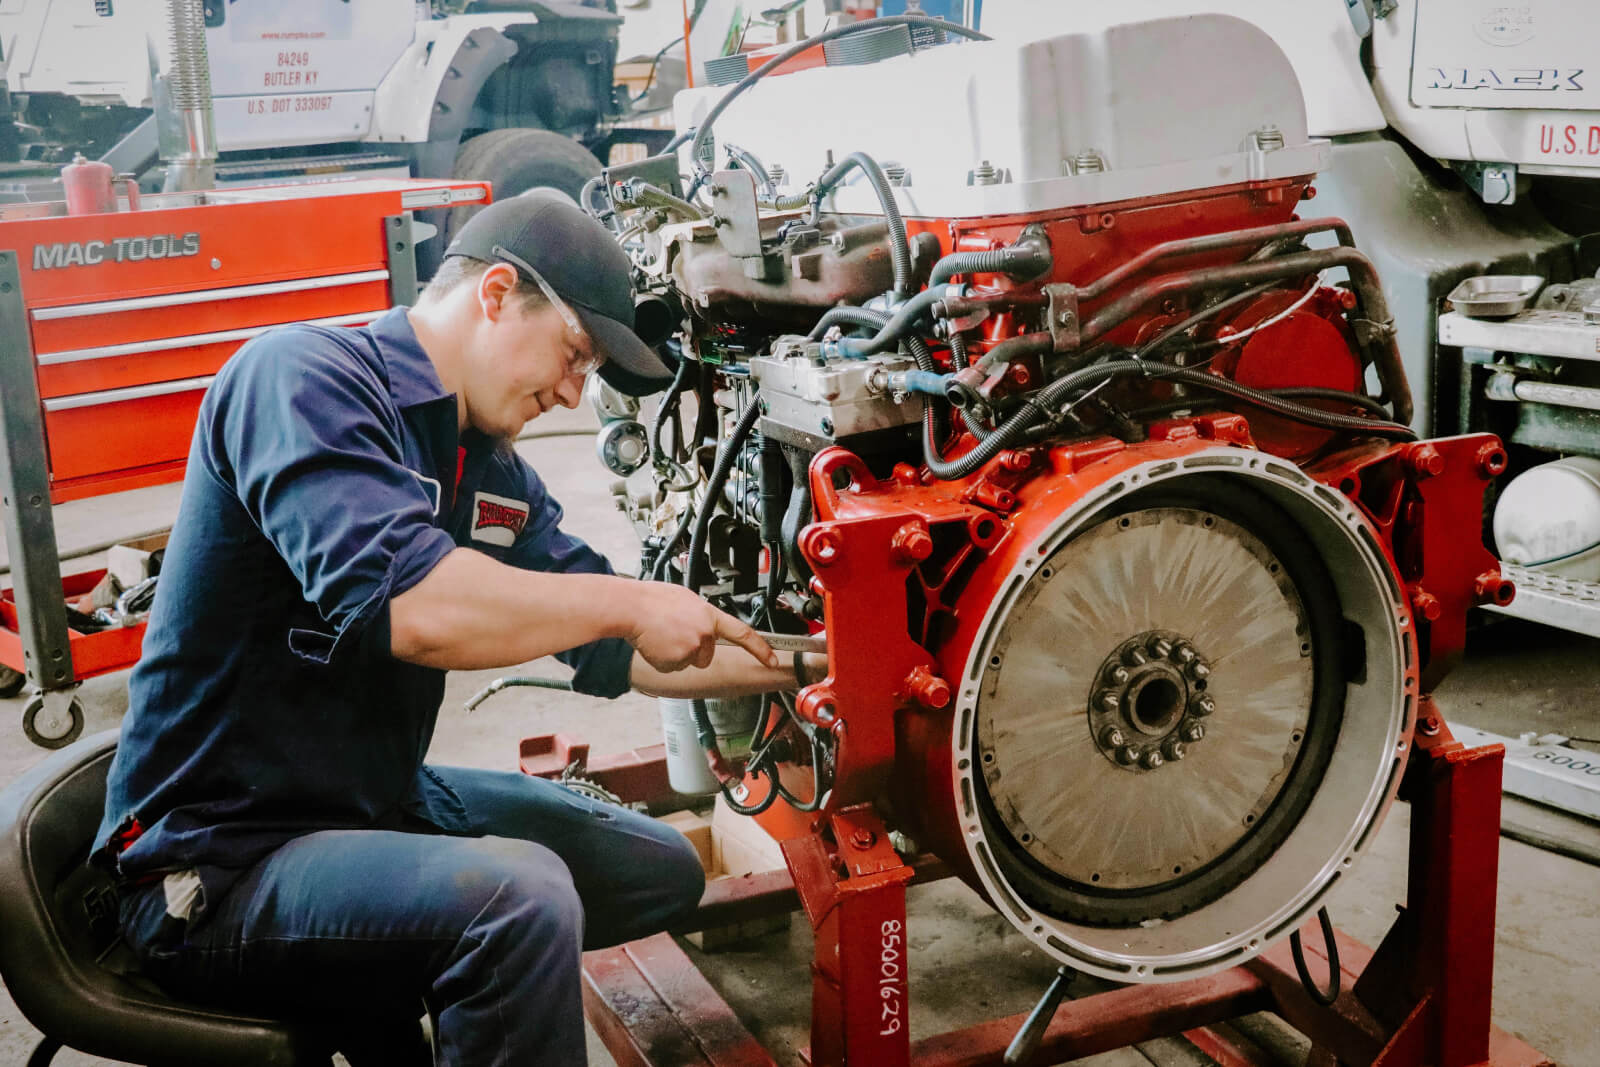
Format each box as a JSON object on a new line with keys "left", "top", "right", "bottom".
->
{"left": 117, "top": 765, "right": 706, "bottom": 1066}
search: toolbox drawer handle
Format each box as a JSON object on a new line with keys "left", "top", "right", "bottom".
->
{"left": 36, "top": 310, "right": 382, "bottom": 366}
{"left": 44, "top": 376, "right": 216, "bottom": 412}
{"left": 31, "top": 269, "right": 391, "bottom": 321}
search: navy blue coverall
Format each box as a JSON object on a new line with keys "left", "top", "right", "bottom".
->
{"left": 94, "top": 308, "right": 705, "bottom": 1065}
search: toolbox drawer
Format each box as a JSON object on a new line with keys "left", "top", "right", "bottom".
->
{"left": 42, "top": 377, "right": 212, "bottom": 483}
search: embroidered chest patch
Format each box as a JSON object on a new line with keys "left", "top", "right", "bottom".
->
{"left": 471, "top": 491, "right": 530, "bottom": 547}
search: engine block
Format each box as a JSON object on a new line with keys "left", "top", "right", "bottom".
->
{"left": 586, "top": 10, "right": 1508, "bottom": 1004}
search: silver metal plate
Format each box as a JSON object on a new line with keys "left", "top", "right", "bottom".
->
{"left": 1484, "top": 562, "right": 1600, "bottom": 639}
{"left": 1441, "top": 309, "right": 1600, "bottom": 363}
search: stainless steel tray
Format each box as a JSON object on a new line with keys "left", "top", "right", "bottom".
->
{"left": 1447, "top": 274, "right": 1545, "bottom": 318}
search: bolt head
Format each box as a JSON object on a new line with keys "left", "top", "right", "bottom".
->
{"left": 1099, "top": 691, "right": 1121, "bottom": 713}
{"left": 1148, "top": 637, "right": 1173, "bottom": 659}
{"left": 1140, "top": 749, "right": 1165, "bottom": 770}
{"left": 1102, "top": 727, "right": 1126, "bottom": 748}
{"left": 1189, "top": 661, "right": 1211, "bottom": 681}
{"left": 850, "top": 828, "right": 878, "bottom": 850}
{"left": 1191, "top": 696, "right": 1215, "bottom": 718}
{"left": 894, "top": 524, "right": 934, "bottom": 564}
{"left": 1057, "top": 310, "right": 1075, "bottom": 326}
{"left": 1172, "top": 644, "right": 1196, "bottom": 665}
{"left": 1107, "top": 665, "right": 1131, "bottom": 686}
{"left": 1115, "top": 745, "right": 1138, "bottom": 765}
{"left": 1124, "top": 647, "right": 1149, "bottom": 667}
{"left": 1182, "top": 721, "right": 1206, "bottom": 742}
{"left": 1163, "top": 739, "right": 1187, "bottom": 761}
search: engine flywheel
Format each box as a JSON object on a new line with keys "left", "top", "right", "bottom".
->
{"left": 954, "top": 454, "right": 1415, "bottom": 981}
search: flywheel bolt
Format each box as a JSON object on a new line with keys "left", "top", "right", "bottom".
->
{"left": 1099, "top": 691, "right": 1121, "bottom": 713}
{"left": 1102, "top": 727, "right": 1126, "bottom": 748}
{"left": 1163, "top": 739, "right": 1187, "bottom": 761}
{"left": 1141, "top": 749, "right": 1165, "bottom": 770}
{"left": 1188, "top": 661, "right": 1211, "bottom": 681}
{"left": 1115, "top": 745, "right": 1138, "bottom": 765}
{"left": 1148, "top": 637, "right": 1173, "bottom": 659}
{"left": 1124, "top": 647, "right": 1149, "bottom": 667}
{"left": 1191, "top": 696, "right": 1215, "bottom": 718}
{"left": 1182, "top": 721, "right": 1207, "bottom": 742}
{"left": 1107, "top": 665, "right": 1131, "bottom": 686}
{"left": 1172, "top": 644, "right": 1197, "bottom": 665}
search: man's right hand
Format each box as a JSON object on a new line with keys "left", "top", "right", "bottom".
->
{"left": 623, "top": 582, "right": 779, "bottom": 673}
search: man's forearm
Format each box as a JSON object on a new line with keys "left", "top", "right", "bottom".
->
{"left": 630, "top": 647, "right": 826, "bottom": 699}
{"left": 389, "top": 548, "right": 632, "bottom": 670}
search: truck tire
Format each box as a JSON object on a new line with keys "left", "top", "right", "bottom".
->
{"left": 443, "top": 129, "right": 604, "bottom": 249}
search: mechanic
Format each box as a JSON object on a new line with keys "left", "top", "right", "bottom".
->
{"left": 92, "top": 193, "right": 817, "bottom": 1065}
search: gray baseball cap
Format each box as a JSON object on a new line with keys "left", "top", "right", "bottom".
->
{"left": 443, "top": 191, "right": 675, "bottom": 396}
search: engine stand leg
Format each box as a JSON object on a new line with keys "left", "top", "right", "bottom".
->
{"left": 781, "top": 807, "right": 915, "bottom": 1067}
{"left": 1254, "top": 699, "right": 1550, "bottom": 1067}
{"left": 1355, "top": 700, "right": 1507, "bottom": 1066}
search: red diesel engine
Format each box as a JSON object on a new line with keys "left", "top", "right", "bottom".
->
{"left": 586, "top": 12, "right": 1510, "bottom": 1063}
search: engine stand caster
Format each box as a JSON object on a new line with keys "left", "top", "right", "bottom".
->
{"left": 23, "top": 688, "right": 84, "bottom": 749}
{"left": 0, "top": 665, "right": 24, "bottom": 699}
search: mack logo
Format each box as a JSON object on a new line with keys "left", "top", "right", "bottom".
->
{"left": 32, "top": 232, "right": 201, "bottom": 271}
{"left": 471, "top": 491, "right": 530, "bottom": 548}
{"left": 1427, "top": 67, "right": 1583, "bottom": 91}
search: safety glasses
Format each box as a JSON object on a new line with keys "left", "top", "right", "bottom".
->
{"left": 491, "top": 244, "right": 603, "bottom": 376}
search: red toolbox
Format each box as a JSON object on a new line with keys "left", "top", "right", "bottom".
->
{"left": 0, "top": 177, "right": 489, "bottom": 746}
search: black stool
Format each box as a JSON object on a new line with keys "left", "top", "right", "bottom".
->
{"left": 0, "top": 730, "right": 334, "bottom": 1066}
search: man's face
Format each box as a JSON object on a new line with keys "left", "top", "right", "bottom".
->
{"left": 465, "top": 268, "right": 597, "bottom": 441}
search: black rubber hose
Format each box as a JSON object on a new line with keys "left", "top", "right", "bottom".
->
{"left": 950, "top": 327, "right": 971, "bottom": 370}
{"left": 668, "top": 15, "right": 990, "bottom": 161}
{"left": 809, "top": 305, "right": 892, "bottom": 340}
{"left": 975, "top": 331, "right": 1052, "bottom": 371}
{"left": 781, "top": 445, "right": 813, "bottom": 583}
{"left": 923, "top": 357, "right": 1415, "bottom": 481}
{"left": 810, "top": 152, "right": 913, "bottom": 297}
{"left": 923, "top": 389, "right": 1048, "bottom": 480}
{"left": 929, "top": 243, "right": 1053, "bottom": 288}
{"left": 1289, "top": 906, "right": 1341, "bottom": 1007}
{"left": 1266, "top": 386, "right": 1395, "bottom": 421}
{"left": 649, "top": 508, "right": 695, "bottom": 582}
{"left": 684, "top": 400, "right": 764, "bottom": 591}
{"left": 712, "top": 748, "right": 781, "bottom": 816}
{"left": 949, "top": 331, "right": 992, "bottom": 440}
{"left": 1137, "top": 365, "right": 1417, "bottom": 439}
{"left": 651, "top": 353, "right": 693, "bottom": 463}
{"left": 832, "top": 287, "right": 949, "bottom": 355}
{"left": 758, "top": 435, "right": 785, "bottom": 546}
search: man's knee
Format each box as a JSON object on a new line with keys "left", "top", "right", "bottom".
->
{"left": 659, "top": 829, "right": 707, "bottom": 922}
{"left": 452, "top": 836, "right": 584, "bottom": 948}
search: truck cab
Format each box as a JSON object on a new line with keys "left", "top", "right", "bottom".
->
{"left": 0, "top": 0, "right": 635, "bottom": 265}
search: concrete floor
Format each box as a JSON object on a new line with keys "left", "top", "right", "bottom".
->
{"left": 1, "top": 404, "right": 1596, "bottom": 1066}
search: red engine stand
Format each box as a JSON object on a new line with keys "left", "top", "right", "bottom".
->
{"left": 530, "top": 705, "right": 1554, "bottom": 1067}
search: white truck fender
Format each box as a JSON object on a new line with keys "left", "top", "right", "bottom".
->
{"left": 368, "top": 14, "right": 530, "bottom": 146}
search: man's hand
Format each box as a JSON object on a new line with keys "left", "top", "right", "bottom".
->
{"left": 624, "top": 582, "right": 779, "bottom": 673}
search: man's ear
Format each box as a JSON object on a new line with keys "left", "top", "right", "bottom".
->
{"left": 477, "top": 263, "right": 520, "bottom": 323}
